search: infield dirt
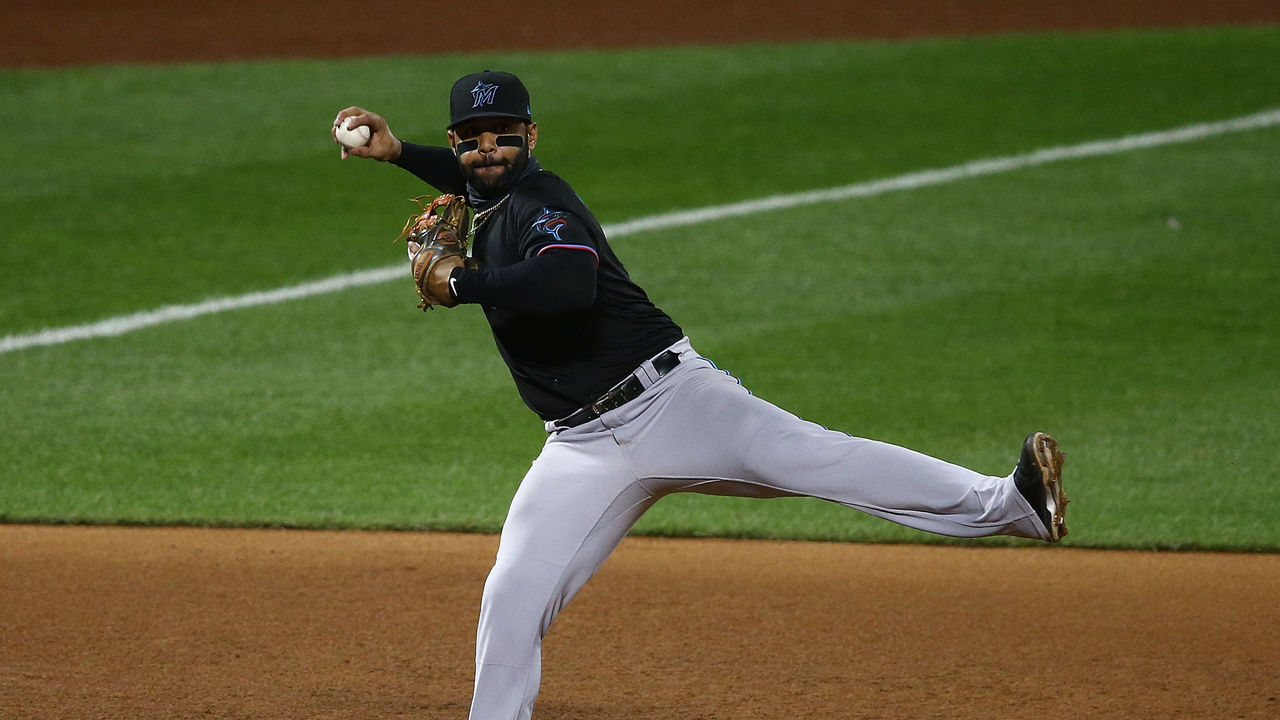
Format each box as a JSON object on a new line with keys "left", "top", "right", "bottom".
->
{"left": 4, "top": 2, "right": 1279, "bottom": 719}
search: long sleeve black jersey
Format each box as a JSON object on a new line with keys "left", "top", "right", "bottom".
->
{"left": 394, "top": 141, "right": 684, "bottom": 421}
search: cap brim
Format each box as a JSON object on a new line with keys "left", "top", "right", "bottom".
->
{"left": 447, "top": 111, "right": 532, "bottom": 130}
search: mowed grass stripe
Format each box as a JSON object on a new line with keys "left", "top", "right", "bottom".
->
{"left": 3, "top": 106, "right": 1276, "bottom": 356}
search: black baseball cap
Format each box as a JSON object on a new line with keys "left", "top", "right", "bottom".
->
{"left": 448, "top": 70, "right": 532, "bottom": 129}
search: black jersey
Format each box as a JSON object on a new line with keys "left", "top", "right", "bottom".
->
{"left": 395, "top": 142, "right": 684, "bottom": 421}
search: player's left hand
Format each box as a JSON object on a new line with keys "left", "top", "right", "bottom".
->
{"left": 399, "top": 194, "right": 471, "bottom": 311}
{"left": 421, "top": 254, "right": 464, "bottom": 307}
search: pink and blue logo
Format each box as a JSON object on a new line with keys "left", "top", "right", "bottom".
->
{"left": 532, "top": 209, "right": 569, "bottom": 241}
{"left": 532, "top": 208, "right": 599, "bottom": 263}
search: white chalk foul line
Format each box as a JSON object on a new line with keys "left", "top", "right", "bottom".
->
{"left": 604, "top": 107, "right": 1280, "bottom": 236}
{"left": 0, "top": 266, "right": 401, "bottom": 355}
{"left": 3, "top": 107, "right": 1277, "bottom": 356}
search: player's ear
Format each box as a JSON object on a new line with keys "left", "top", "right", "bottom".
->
{"left": 448, "top": 129, "right": 459, "bottom": 156}
{"left": 526, "top": 122, "right": 538, "bottom": 151}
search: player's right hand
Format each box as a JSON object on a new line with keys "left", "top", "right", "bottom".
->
{"left": 332, "top": 106, "right": 403, "bottom": 162}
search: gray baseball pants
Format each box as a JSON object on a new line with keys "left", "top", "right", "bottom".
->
{"left": 468, "top": 337, "right": 1047, "bottom": 720}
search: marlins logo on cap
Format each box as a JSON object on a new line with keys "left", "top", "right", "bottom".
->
{"left": 449, "top": 70, "right": 532, "bottom": 129}
{"left": 470, "top": 81, "right": 499, "bottom": 108}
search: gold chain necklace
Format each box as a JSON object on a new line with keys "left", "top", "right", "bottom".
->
{"left": 467, "top": 195, "right": 510, "bottom": 250}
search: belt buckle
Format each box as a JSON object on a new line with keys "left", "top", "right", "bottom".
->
{"left": 593, "top": 376, "right": 641, "bottom": 416}
{"left": 588, "top": 390, "right": 616, "bottom": 417}
{"left": 571, "top": 362, "right": 665, "bottom": 429}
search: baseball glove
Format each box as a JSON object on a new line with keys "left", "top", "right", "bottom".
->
{"left": 396, "top": 194, "right": 472, "bottom": 311}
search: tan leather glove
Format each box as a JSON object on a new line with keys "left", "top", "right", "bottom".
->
{"left": 397, "top": 194, "right": 472, "bottom": 311}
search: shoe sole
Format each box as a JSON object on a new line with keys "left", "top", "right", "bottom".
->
{"left": 1031, "top": 432, "right": 1069, "bottom": 541}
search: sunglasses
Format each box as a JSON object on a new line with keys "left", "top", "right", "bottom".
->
{"left": 455, "top": 134, "right": 525, "bottom": 155}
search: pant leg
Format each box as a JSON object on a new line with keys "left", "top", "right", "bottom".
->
{"left": 614, "top": 362, "right": 1045, "bottom": 540}
{"left": 469, "top": 423, "right": 656, "bottom": 720}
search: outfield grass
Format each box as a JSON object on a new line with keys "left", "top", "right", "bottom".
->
{"left": 2, "top": 27, "right": 1278, "bottom": 550}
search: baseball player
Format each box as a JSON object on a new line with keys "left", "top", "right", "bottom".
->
{"left": 333, "top": 70, "right": 1068, "bottom": 720}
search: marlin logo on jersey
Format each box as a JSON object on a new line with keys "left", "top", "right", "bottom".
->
{"left": 532, "top": 209, "right": 570, "bottom": 242}
{"left": 530, "top": 208, "right": 600, "bottom": 263}
{"left": 470, "top": 81, "right": 499, "bottom": 108}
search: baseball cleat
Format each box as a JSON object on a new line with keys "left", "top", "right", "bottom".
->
{"left": 1013, "top": 432, "right": 1068, "bottom": 542}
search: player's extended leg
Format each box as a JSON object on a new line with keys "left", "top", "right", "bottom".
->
{"left": 614, "top": 360, "right": 1052, "bottom": 540}
{"left": 468, "top": 424, "right": 657, "bottom": 720}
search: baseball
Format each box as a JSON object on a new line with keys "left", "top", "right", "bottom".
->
{"left": 335, "top": 117, "right": 371, "bottom": 149}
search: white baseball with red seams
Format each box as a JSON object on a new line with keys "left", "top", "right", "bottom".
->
{"left": 334, "top": 116, "right": 371, "bottom": 148}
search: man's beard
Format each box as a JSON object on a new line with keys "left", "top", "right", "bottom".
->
{"left": 462, "top": 146, "right": 530, "bottom": 198}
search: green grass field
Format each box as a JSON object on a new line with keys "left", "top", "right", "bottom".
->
{"left": 2, "top": 27, "right": 1278, "bottom": 550}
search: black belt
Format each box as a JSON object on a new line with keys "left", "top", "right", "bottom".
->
{"left": 554, "top": 350, "right": 682, "bottom": 430}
